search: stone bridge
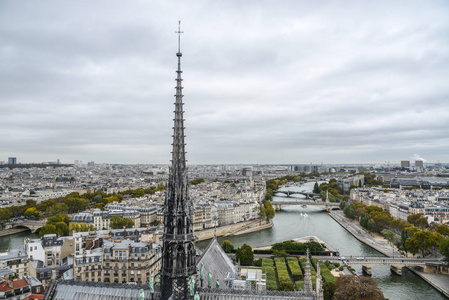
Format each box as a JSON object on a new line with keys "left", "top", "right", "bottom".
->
{"left": 11, "top": 220, "right": 46, "bottom": 233}
{"left": 274, "top": 190, "right": 318, "bottom": 199}
{"left": 270, "top": 200, "right": 340, "bottom": 211}
{"left": 324, "top": 256, "right": 445, "bottom": 276}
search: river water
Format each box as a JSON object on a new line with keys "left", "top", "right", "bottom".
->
{"left": 197, "top": 182, "right": 446, "bottom": 300}
{"left": 1, "top": 182, "right": 446, "bottom": 299}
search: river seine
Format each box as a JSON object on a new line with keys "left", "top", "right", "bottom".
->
{"left": 197, "top": 182, "right": 446, "bottom": 300}
{"left": 0, "top": 182, "right": 446, "bottom": 299}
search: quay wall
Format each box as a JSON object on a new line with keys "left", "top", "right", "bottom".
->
{"left": 195, "top": 219, "right": 273, "bottom": 241}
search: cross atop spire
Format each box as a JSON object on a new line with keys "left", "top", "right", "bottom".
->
{"left": 176, "top": 20, "right": 183, "bottom": 54}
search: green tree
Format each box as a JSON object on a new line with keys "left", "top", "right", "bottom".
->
{"left": 313, "top": 182, "right": 320, "bottom": 194}
{"left": 0, "top": 208, "right": 11, "bottom": 230}
{"left": 439, "top": 237, "right": 449, "bottom": 265}
{"left": 381, "top": 229, "right": 398, "bottom": 245}
{"left": 24, "top": 207, "right": 42, "bottom": 220}
{"left": 434, "top": 224, "right": 449, "bottom": 237}
{"left": 110, "top": 215, "right": 134, "bottom": 229}
{"left": 39, "top": 224, "right": 57, "bottom": 237}
{"left": 263, "top": 201, "right": 275, "bottom": 220}
{"left": 367, "top": 219, "right": 377, "bottom": 233}
{"left": 406, "top": 230, "right": 442, "bottom": 256}
{"left": 323, "top": 282, "right": 337, "bottom": 300}
{"left": 235, "top": 244, "right": 254, "bottom": 266}
{"left": 54, "top": 221, "right": 69, "bottom": 237}
{"left": 69, "top": 222, "right": 80, "bottom": 233}
{"left": 25, "top": 199, "right": 37, "bottom": 207}
{"left": 47, "top": 214, "right": 70, "bottom": 225}
{"left": 415, "top": 217, "right": 429, "bottom": 229}
{"left": 407, "top": 213, "right": 422, "bottom": 226}
{"left": 221, "top": 240, "right": 234, "bottom": 253}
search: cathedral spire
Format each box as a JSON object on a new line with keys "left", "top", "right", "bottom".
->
{"left": 161, "top": 21, "right": 196, "bottom": 300}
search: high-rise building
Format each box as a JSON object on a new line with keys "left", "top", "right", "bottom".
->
{"left": 160, "top": 22, "right": 196, "bottom": 300}
{"left": 401, "top": 160, "right": 410, "bottom": 169}
{"left": 8, "top": 157, "right": 17, "bottom": 164}
{"left": 415, "top": 160, "right": 424, "bottom": 168}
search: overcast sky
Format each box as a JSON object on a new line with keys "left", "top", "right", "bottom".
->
{"left": 1, "top": 1, "right": 448, "bottom": 165}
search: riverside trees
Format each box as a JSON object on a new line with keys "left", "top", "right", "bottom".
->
{"left": 340, "top": 201, "right": 448, "bottom": 257}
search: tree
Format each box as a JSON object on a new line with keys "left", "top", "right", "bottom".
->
{"left": 439, "top": 237, "right": 449, "bottom": 265}
{"left": 334, "top": 275, "right": 385, "bottom": 300}
{"left": 415, "top": 217, "right": 429, "bottom": 230}
{"left": 381, "top": 229, "right": 398, "bottom": 245}
{"left": 406, "top": 230, "right": 442, "bottom": 256}
{"left": 263, "top": 201, "right": 275, "bottom": 220}
{"left": 235, "top": 244, "right": 254, "bottom": 266}
{"left": 54, "top": 221, "right": 69, "bottom": 237}
{"left": 343, "top": 205, "right": 355, "bottom": 219}
{"left": 221, "top": 240, "right": 234, "bottom": 253}
{"left": 367, "top": 219, "right": 377, "bottom": 233}
{"left": 39, "top": 224, "right": 57, "bottom": 237}
{"left": 47, "top": 214, "right": 70, "bottom": 225}
{"left": 323, "top": 282, "right": 337, "bottom": 300}
{"left": 25, "top": 199, "right": 37, "bottom": 207}
{"left": 407, "top": 213, "right": 422, "bottom": 226}
{"left": 313, "top": 182, "right": 320, "bottom": 194}
{"left": 69, "top": 222, "right": 80, "bottom": 233}
{"left": 110, "top": 215, "right": 134, "bottom": 229}
{"left": 435, "top": 224, "right": 449, "bottom": 237}
{"left": 24, "top": 207, "right": 42, "bottom": 220}
{"left": 0, "top": 208, "right": 11, "bottom": 230}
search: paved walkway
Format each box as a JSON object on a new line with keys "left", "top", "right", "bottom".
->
{"left": 409, "top": 268, "right": 449, "bottom": 298}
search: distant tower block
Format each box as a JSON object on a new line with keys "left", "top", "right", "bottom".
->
{"left": 415, "top": 160, "right": 424, "bottom": 168}
{"left": 401, "top": 160, "right": 410, "bottom": 169}
{"left": 8, "top": 157, "right": 17, "bottom": 164}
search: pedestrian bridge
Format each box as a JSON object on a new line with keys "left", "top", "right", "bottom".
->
{"left": 325, "top": 256, "right": 445, "bottom": 276}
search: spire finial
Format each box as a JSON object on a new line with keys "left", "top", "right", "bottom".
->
{"left": 176, "top": 20, "right": 183, "bottom": 53}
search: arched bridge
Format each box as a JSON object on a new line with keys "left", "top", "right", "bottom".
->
{"left": 11, "top": 220, "right": 45, "bottom": 233}
{"left": 271, "top": 199, "right": 340, "bottom": 211}
{"left": 274, "top": 190, "right": 318, "bottom": 199}
{"left": 324, "top": 256, "right": 445, "bottom": 276}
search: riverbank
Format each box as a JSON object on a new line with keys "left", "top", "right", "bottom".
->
{"left": 408, "top": 267, "right": 449, "bottom": 298}
{"left": 329, "top": 211, "right": 397, "bottom": 257}
{"left": 195, "top": 219, "right": 273, "bottom": 241}
{"left": 0, "top": 228, "right": 29, "bottom": 237}
{"left": 329, "top": 210, "right": 449, "bottom": 299}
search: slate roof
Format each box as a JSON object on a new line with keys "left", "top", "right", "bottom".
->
{"left": 53, "top": 280, "right": 155, "bottom": 300}
{"left": 197, "top": 237, "right": 236, "bottom": 288}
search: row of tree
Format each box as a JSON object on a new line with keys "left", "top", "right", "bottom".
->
{"left": 38, "top": 213, "right": 135, "bottom": 237}
{"left": 0, "top": 186, "right": 165, "bottom": 229}
{"left": 265, "top": 176, "right": 301, "bottom": 201}
{"left": 340, "top": 201, "right": 449, "bottom": 261}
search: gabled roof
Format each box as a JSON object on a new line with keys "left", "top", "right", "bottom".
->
{"left": 197, "top": 237, "right": 236, "bottom": 288}
{"left": 0, "top": 278, "right": 29, "bottom": 292}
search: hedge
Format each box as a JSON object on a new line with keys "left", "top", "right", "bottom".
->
{"left": 319, "top": 261, "right": 336, "bottom": 284}
{"left": 262, "top": 258, "right": 277, "bottom": 290}
{"left": 295, "top": 280, "right": 304, "bottom": 290}
{"left": 274, "top": 257, "right": 291, "bottom": 289}
{"left": 286, "top": 257, "right": 302, "bottom": 281}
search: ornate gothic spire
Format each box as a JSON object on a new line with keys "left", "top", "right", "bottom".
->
{"left": 161, "top": 21, "right": 196, "bottom": 300}
{"left": 303, "top": 248, "right": 313, "bottom": 295}
{"left": 316, "top": 260, "right": 324, "bottom": 300}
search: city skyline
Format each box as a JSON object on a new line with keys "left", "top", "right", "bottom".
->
{"left": 1, "top": 1, "right": 449, "bottom": 164}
